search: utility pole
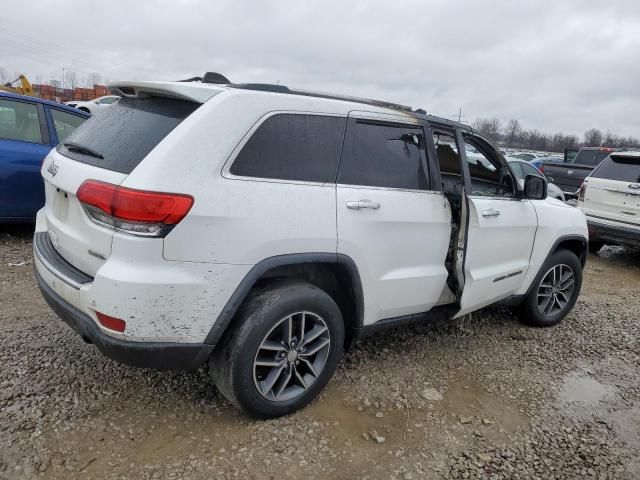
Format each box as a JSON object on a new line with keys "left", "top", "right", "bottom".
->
{"left": 453, "top": 107, "right": 464, "bottom": 123}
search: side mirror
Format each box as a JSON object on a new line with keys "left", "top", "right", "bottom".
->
{"left": 524, "top": 174, "right": 547, "bottom": 200}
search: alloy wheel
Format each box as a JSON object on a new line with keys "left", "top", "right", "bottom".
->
{"left": 253, "top": 311, "right": 331, "bottom": 402}
{"left": 536, "top": 264, "right": 575, "bottom": 316}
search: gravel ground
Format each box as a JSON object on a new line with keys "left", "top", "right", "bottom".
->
{"left": 1, "top": 225, "right": 639, "bottom": 480}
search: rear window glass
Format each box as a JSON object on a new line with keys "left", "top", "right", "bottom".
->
{"left": 57, "top": 97, "right": 199, "bottom": 174}
{"left": 592, "top": 156, "right": 640, "bottom": 183}
{"left": 572, "top": 150, "right": 610, "bottom": 166}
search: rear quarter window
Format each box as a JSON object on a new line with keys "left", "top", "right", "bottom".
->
{"left": 592, "top": 156, "right": 640, "bottom": 183}
{"left": 230, "top": 114, "right": 346, "bottom": 183}
{"left": 57, "top": 97, "right": 199, "bottom": 174}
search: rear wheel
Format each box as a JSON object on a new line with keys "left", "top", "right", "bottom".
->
{"left": 209, "top": 280, "right": 344, "bottom": 418}
{"left": 516, "top": 249, "right": 582, "bottom": 327}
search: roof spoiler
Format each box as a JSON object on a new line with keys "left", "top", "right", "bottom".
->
{"left": 107, "top": 80, "right": 223, "bottom": 103}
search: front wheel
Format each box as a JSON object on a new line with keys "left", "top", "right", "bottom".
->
{"left": 516, "top": 249, "right": 582, "bottom": 327}
{"left": 209, "top": 280, "right": 344, "bottom": 418}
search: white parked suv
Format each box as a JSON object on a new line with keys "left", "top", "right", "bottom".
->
{"left": 577, "top": 151, "right": 640, "bottom": 252}
{"left": 34, "top": 73, "right": 588, "bottom": 417}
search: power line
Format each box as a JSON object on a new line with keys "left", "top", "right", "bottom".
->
{"left": 0, "top": 35, "right": 116, "bottom": 73}
{"left": 0, "top": 27, "right": 124, "bottom": 72}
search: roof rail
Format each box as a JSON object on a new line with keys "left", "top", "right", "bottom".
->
{"left": 180, "top": 72, "right": 419, "bottom": 113}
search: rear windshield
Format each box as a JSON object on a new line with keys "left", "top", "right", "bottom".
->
{"left": 572, "top": 150, "right": 610, "bottom": 166}
{"left": 592, "top": 155, "right": 640, "bottom": 183}
{"left": 57, "top": 96, "right": 199, "bottom": 174}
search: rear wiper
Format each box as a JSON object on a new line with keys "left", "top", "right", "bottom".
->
{"left": 63, "top": 141, "right": 104, "bottom": 159}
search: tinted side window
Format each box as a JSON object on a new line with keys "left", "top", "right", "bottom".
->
{"left": 0, "top": 99, "right": 42, "bottom": 143}
{"left": 230, "top": 114, "right": 346, "bottom": 183}
{"left": 464, "top": 138, "right": 514, "bottom": 197}
{"left": 338, "top": 121, "right": 429, "bottom": 190}
{"left": 50, "top": 109, "right": 87, "bottom": 143}
{"left": 592, "top": 156, "right": 640, "bottom": 183}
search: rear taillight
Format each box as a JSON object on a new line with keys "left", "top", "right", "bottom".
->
{"left": 95, "top": 311, "right": 126, "bottom": 332}
{"left": 77, "top": 180, "right": 194, "bottom": 237}
{"left": 539, "top": 165, "right": 544, "bottom": 174}
{"left": 578, "top": 182, "right": 586, "bottom": 202}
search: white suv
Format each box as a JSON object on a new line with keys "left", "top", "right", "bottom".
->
{"left": 34, "top": 73, "right": 588, "bottom": 418}
{"left": 577, "top": 151, "right": 640, "bottom": 252}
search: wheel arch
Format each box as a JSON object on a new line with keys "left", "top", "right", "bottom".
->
{"left": 499, "top": 234, "right": 587, "bottom": 307}
{"left": 204, "top": 253, "right": 364, "bottom": 349}
{"left": 553, "top": 235, "right": 588, "bottom": 267}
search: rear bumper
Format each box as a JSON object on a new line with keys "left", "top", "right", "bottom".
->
{"left": 587, "top": 218, "right": 640, "bottom": 249}
{"left": 35, "top": 267, "right": 214, "bottom": 370}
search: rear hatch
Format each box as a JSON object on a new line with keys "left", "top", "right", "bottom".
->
{"left": 40, "top": 91, "right": 204, "bottom": 277}
{"left": 582, "top": 154, "right": 640, "bottom": 227}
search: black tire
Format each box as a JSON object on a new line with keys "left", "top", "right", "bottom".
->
{"left": 209, "top": 280, "right": 344, "bottom": 418}
{"left": 589, "top": 241, "right": 604, "bottom": 253}
{"left": 516, "top": 249, "right": 582, "bottom": 327}
{"left": 78, "top": 107, "right": 90, "bottom": 113}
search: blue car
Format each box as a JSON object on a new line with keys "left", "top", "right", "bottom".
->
{"left": 530, "top": 155, "right": 563, "bottom": 173}
{"left": 0, "top": 92, "right": 90, "bottom": 222}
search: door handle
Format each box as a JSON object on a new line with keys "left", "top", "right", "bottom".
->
{"left": 482, "top": 209, "right": 501, "bottom": 218}
{"left": 346, "top": 199, "right": 380, "bottom": 210}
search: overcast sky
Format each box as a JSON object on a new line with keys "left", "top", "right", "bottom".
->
{"left": 2, "top": 0, "right": 639, "bottom": 138}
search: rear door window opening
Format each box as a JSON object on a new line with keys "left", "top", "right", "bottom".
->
{"left": 338, "top": 120, "right": 430, "bottom": 190}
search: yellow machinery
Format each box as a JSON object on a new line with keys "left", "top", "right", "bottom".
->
{"left": 0, "top": 75, "right": 35, "bottom": 96}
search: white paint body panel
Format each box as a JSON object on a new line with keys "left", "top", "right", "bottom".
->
{"left": 579, "top": 177, "right": 640, "bottom": 228}
{"left": 337, "top": 186, "right": 452, "bottom": 324}
{"left": 40, "top": 149, "right": 126, "bottom": 277}
{"left": 513, "top": 198, "right": 587, "bottom": 297}
{"left": 456, "top": 197, "right": 537, "bottom": 316}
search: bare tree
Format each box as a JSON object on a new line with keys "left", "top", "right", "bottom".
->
{"left": 0, "top": 67, "right": 8, "bottom": 85}
{"left": 473, "top": 118, "right": 502, "bottom": 143}
{"left": 584, "top": 128, "right": 603, "bottom": 146}
{"left": 505, "top": 119, "right": 521, "bottom": 147}
{"left": 88, "top": 71, "right": 102, "bottom": 87}
{"left": 470, "top": 118, "right": 639, "bottom": 153}
{"left": 64, "top": 71, "right": 78, "bottom": 90}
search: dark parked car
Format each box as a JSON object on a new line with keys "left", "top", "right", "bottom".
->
{"left": 542, "top": 147, "right": 616, "bottom": 197}
{"left": 0, "top": 92, "right": 90, "bottom": 222}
